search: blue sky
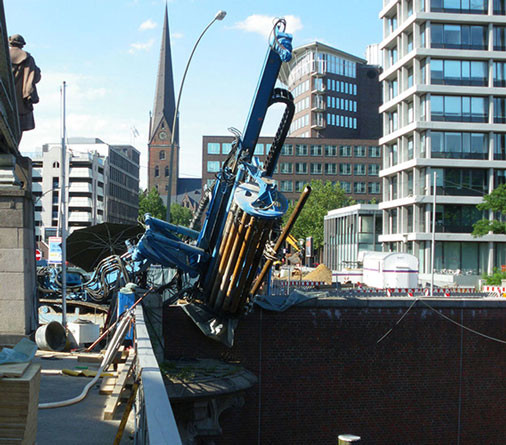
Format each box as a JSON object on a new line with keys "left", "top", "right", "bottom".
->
{"left": 5, "top": 0, "right": 382, "bottom": 187}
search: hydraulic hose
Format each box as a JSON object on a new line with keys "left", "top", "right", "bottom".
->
{"left": 38, "top": 312, "right": 133, "bottom": 409}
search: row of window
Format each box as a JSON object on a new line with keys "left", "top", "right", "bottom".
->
{"left": 288, "top": 51, "right": 357, "bottom": 86}
{"left": 276, "top": 162, "right": 380, "bottom": 176}
{"left": 290, "top": 114, "right": 310, "bottom": 132}
{"left": 327, "top": 96, "right": 357, "bottom": 112}
{"left": 207, "top": 142, "right": 381, "bottom": 157}
{"left": 431, "top": 0, "right": 506, "bottom": 15}
{"left": 292, "top": 80, "right": 310, "bottom": 99}
{"left": 295, "top": 96, "right": 310, "bottom": 114}
{"left": 327, "top": 114, "right": 358, "bottom": 129}
{"left": 279, "top": 180, "right": 380, "bottom": 194}
{"left": 207, "top": 160, "right": 380, "bottom": 176}
{"left": 326, "top": 79, "right": 357, "bottom": 96}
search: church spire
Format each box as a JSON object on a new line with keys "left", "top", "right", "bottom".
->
{"left": 150, "top": 4, "right": 177, "bottom": 144}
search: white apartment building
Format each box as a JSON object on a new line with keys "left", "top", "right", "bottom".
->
{"left": 379, "top": 0, "right": 506, "bottom": 283}
{"left": 31, "top": 138, "right": 139, "bottom": 243}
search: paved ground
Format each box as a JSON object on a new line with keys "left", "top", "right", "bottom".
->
{"left": 35, "top": 352, "right": 135, "bottom": 445}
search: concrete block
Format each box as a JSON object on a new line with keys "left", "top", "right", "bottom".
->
{"left": 0, "top": 248, "right": 27, "bottom": 273}
{"left": 0, "top": 208, "right": 24, "bottom": 227}
{"left": 0, "top": 298, "right": 30, "bottom": 334}
{"left": 0, "top": 272, "right": 30, "bottom": 300}
{"left": 0, "top": 227, "right": 21, "bottom": 248}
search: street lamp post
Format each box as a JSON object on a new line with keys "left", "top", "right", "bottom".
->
{"left": 166, "top": 10, "right": 226, "bottom": 222}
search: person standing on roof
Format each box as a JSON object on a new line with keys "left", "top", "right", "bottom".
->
{"left": 8, "top": 34, "right": 41, "bottom": 141}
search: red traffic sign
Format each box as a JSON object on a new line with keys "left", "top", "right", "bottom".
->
{"left": 35, "top": 249, "right": 42, "bottom": 261}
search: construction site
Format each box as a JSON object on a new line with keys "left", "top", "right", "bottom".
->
{"left": 1, "top": 2, "right": 506, "bottom": 444}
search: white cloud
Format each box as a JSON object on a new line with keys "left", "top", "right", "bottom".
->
{"left": 139, "top": 19, "right": 157, "bottom": 31}
{"left": 128, "top": 39, "right": 155, "bottom": 54}
{"left": 232, "top": 14, "right": 303, "bottom": 39}
{"left": 171, "top": 32, "right": 183, "bottom": 40}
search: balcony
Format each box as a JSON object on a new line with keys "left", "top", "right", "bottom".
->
{"left": 69, "top": 167, "right": 92, "bottom": 178}
{"left": 68, "top": 212, "right": 93, "bottom": 223}
{"left": 68, "top": 197, "right": 93, "bottom": 208}
{"left": 311, "top": 112, "right": 326, "bottom": 130}
{"left": 312, "top": 95, "right": 326, "bottom": 112}
{"left": 69, "top": 182, "right": 92, "bottom": 193}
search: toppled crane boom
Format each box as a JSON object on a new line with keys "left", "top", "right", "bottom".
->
{"left": 132, "top": 19, "right": 309, "bottom": 318}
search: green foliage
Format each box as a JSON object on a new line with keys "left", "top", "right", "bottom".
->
{"left": 138, "top": 187, "right": 166, "bottom": 221}
{"left": 283, "top": 180, "right": 353, "bottom": 250}
{"left": 482, "top": 267, "right": 506, "bottom": 285}
{"left": 472, "top": 184, "right": 506, "bottom": 236}
{"left": 170, "top": 203, "right": 193, "bottom": 227}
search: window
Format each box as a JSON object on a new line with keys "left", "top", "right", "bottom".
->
{"left": 355, "top": 146, "right": 367, "bottom": 157}
{"left": 340, "top": 181, "right": 351, "bottom": 193}
{"left": 154, "top": 166, "right": 159, "bottom": 177}
{"left": 494, "top": 133, "right": 506, "bottom": 159}
{"left": 494, "top": 26, "right": 506, "bottom": 50}
{"left": 52, "top": 161, "right": 60, "bottom": 169}
{"left": 354, "top": 164, "right": 366, "bottom": 176}
{"left": 281, "top": 144, "right": 293, "bottom": 156}
{"left": 207, "top": 143, "right": 220, "bottom": 154}
{"left": 494, "top": 98, "right": 506, "bottom": 123}
{"left": 407, "top": 138, "right": 414, "bottom": 160}
{"left": 295, "top": 144, "right": 308, "bottom": 156}
{"left": 431, "top": 59, "right": 488, "bottom": 86}
{"left": 431, "top": 131, "right": 489, "bottom": 159}
{"left": 164, "top": 166, "right": 169, "bottom": 177}
{"left": 295, "top": 163, "right": 307, "bottom": 174}
{"left": 310, "top": 145, "right": 322, "bottom": 156}
{"left": 279, "top": 180, "right": 293, "bottom": 192}
{"left": 431, "top": 0, "right": 488, "bottom": 14}
{"left": 311, "top": 163, "right": 322, "bottom": 174}
{"left": 222, "top": 143, "right": 233, "bottom": 154}
{"left": 207, "top": 161, "right": 220, "bottom": 172}
{"left": 354, "top": 182, "right": 366, "bottom": 194}
{"left": 325, "top": 145, "right": 338, "bottom": 156}
{"left": 407, "top": 34, "right": 414, "bottom": 54}
{"left": 368, "top": 182, "right": 381, "bottom": 194}
{"left": 295, "top": 181, "right": 306, "bottom": 192}
{"left": 339, "top": 163, "right": 352, "bottom": 175}
{"left": 254, "top": 144, "right": 264, "bottom": 155}
{"left": 431, "top": 95, "right": 488, "bottom": 122}
{"left": 325, "top": 163, "right": 337, "bottom": 174}
{"left": 159, "top": 150, "right": 166, "bottom": 160}
{"left": 368, "top": 164, "right": 380, "bottom": 176}
{"left": 339, "top": 145, "right": 352, "bottom": 157}
{"left": 432, "top": 24, "right": 487, "bottom": 50}
{"left": 279, "top": 162, "right": 293, "bottom": 174}
{"left": 494, "top": 0, "right": 506, "bottom": 14}
{"left": 369, "top": 146, "right": 381, "bottom": 158}
{"left": 433, "top": 167, "right": 488, "bottom": 196}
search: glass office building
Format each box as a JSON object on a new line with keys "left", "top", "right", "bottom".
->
{"left": 379, "top": 0, "right": 506, "bottom": 280}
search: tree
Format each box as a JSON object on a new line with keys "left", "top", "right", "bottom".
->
{"left": 283, "top": 180, "right": 353, "bottom": 250}
{"left": 138, "top": 187, "right": 166, "bottom": 221}
{"left": 472, "top": 184, "right": 506, "bottom": 236}
{"left": 170, "top": 203, "right": 193, "bottom": 227}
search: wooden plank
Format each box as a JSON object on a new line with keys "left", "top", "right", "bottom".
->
{"left": 0, "top": 362, "right": 30, "bottom": 378}
{"left": 99, "top": 375, "right": 117, "bottom": 395}
{"left": 103, "top": 353, "right": 134, "bottom": 420}
{"left": 76, "top": 353, "right": 103, "bottom": 364}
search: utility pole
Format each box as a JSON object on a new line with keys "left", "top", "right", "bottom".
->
{"left": 59, "top": 81, "right": 67, "bottom": 329}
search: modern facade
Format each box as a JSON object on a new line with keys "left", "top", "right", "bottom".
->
{"left": 31, "top": 138, "right": 140, "bottom": 243}
{"left": 278, "top": 42, "right": 382, "bottom": 139}
{"left": 323, "top": 204, "right": 382, "bottom": 271}
{"left": 148, "top": 5, "right": 179, "bottom": 205}
{"left": 378, "top": 0, "right": 506, "bottom": 279}
{"left": 202, "top": 136, "right": 382, "bottom": 203}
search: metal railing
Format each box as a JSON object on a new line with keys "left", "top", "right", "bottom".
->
{"left": 134, "top": 305, "right": 182, "bottom": 444}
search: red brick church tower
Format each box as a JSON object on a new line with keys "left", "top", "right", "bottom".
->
{"left": 148, "top": 5, "right": 178, "bottom": 206}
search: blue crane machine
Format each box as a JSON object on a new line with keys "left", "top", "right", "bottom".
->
{"left": 131, "top": 19, "right": 310, "bottom": 322}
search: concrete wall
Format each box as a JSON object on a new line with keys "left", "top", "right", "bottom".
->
{"left": 164, "top": 298, "right": 506, "bottom": 444}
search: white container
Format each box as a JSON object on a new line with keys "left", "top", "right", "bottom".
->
{"left": 68, "top": 319, "right": 100, "bottom": 346}
{"left": 362, "top": 251, "right": 419, "bottom": 289}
